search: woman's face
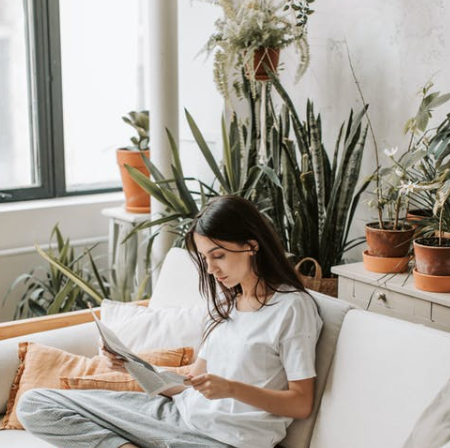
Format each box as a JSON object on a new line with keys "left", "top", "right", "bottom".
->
{"left": 193, "top": 233, "right": 257, "bottom": 288}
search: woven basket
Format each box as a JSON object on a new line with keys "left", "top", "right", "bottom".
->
{"left": 295, "top": 257, "right": 338, "bottom": 298}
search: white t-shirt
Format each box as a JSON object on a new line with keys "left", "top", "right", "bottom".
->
{"left": 173, "top": 288, "right": 323, "bottom": 448}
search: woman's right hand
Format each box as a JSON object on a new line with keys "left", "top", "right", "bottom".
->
{"left": 101, "top": 344, "right": 128, "bottom": 374}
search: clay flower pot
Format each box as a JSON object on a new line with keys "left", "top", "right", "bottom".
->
{"left": 248, "top": 47, "right": 280, "bottom": 81}
{"left": 362, "top": 250, "right": 410, "bottom": 274}
{"left": 413, "top": 237, "right": 450, "bottom": 276}
{"left": 413, "top": 268, "right": 450, "bottom": 293}
{"left": 365, "top": 222, "right": 415, "bottom": 258}
{"left": 116, "top": 149, "right": 150, "bottom": 213}
{"left": 406, "top": 208, "right": 433, "bottom": 229}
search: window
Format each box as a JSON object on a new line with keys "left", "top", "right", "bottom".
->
{"left": 0, "top": 0, "right": 222, "bottom": 203}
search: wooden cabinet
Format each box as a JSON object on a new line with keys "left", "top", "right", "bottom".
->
{"left": 332, "top": 263, "right": 450, "bottom": 332}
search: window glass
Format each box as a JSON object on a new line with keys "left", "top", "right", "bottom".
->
{"left": 0, "top": 0, "right": 38, "bottom": 190}
{"left": 59, "top": 0, "right": 149, "bottom": 192}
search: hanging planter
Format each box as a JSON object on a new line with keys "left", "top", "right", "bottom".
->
{"left": 363, "top": 222, "right": 414, "bottom": 273}
{"left": 251, "top": 47, "right": 281, "bottom": 81}
{"left": 117, "top": 149, "right": 150, "bottom": 214}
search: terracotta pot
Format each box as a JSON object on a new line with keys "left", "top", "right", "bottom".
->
{"left": 413, "top": 268, "right": 450, "bottom": 293}
{"left": 116, "top": 149, "right": 150, "bottom": 213}
{"left": 365, "top": 222, "right": 415, "bottom": 258}
{"left": 413, "top": 237, "right": 450, "bottom": 276}
{"left": 406, "top": 209, "right": 433, "bottom": 229}
{"left": 362, "top": 250, "right": 410, "bottom": 274}
{"left": 249, "top": 47, "right": 280, "bottom": 81}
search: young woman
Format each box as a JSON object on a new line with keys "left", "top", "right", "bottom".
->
{"left": 17, "top": 195, "right": 323, "bottom": 448}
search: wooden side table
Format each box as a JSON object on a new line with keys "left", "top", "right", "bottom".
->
{"left": 331, "top": 262, "right": 450, "bottom": 332}
{"left": 101, "top": 207, "right": 151, "bottom": 296}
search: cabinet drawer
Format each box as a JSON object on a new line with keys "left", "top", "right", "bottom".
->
{"left": 343, "top": 279, "right": 431, "bottom": 322}
{"left": 431, "top": 303, "right": 450, "bottom": 329}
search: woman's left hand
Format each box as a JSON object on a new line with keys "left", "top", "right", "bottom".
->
{"left": 185, "top": 373, "right": 233, "bottom": 400}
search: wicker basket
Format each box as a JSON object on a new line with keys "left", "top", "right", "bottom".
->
{"left": 295, "top": 257, "right": 338, "bottom": 298}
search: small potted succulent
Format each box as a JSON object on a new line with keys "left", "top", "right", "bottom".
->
{"left": 117, "top": 111, "right": 150, "bottom": 213}
{"left": 203, "top": 0, "right": 313, "bottom": 101}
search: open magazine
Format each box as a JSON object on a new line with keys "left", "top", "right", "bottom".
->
{"left": 88, "top": 305, "right": 188, "bottom": 396}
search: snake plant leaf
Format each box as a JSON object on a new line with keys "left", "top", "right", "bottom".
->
{"left": 331, "top": 123, "right": 344, "bottom": 189}
{"left": 266, "top": 69, "right": 310, "bottom": 158}
{"left": 185, "top": 109, "right": 230, "bottom": 191}
{"left": 307, "top": 101, "right": 326, "bottom": 238}
{"left": 222, "top": 115, "right": 236, "bottom": 192}
{"left": 36, "top": 244, "right": 103, "bottom": 305}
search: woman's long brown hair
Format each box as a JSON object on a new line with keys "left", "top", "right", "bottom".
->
{"left": 185, "top": 195, "right": 309, "bottom": 341}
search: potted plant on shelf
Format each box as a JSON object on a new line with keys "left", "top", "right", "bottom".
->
{"left": 203, "top": 0, "right": 313, "bottom": 101}
{"left": 412, "top": 113, "right": 450, "bottom": 292}
{"left": 117, "top": 110, "right": 150, "bottom": 213}
{"left": 363, "top": 83, "right": 450, "bottom": 274}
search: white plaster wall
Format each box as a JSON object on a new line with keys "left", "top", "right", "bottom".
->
{"left": 276, "top": 0, "right": 450, "bottom": 263}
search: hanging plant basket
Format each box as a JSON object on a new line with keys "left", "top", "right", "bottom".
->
{"left": 248, "top": 47, "right": 281, "bottom": 81}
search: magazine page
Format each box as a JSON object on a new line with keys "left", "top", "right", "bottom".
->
{"left": 88, "top": 305, "right": 187, "bottom": 396}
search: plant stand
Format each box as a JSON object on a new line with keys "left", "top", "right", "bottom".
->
{"left": 101, "top": 207, "right": 151, "bottom": 297}
{"left": 332, "top": 262, "right": 450, "bottom": 332}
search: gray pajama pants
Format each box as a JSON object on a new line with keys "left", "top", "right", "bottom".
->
{"left": 17, "top": 388, "right": 234, "bottom": 448}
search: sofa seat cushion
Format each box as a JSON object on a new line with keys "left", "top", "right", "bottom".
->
{"left": 310, "top": 310, "right": 450, "bottom": 448}
{"left": 0, "top": 427, "right": 54, "bottom": 448}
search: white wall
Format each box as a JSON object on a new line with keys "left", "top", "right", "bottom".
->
{"left": 276, "top": 0, "right": 450, "bottom": 262}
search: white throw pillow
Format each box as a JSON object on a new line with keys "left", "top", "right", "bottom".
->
{"left": 100, "top": 299, "right": 207, "bottom": 357}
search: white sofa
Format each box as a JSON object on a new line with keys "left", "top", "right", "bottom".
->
{"left": 1, "top": 247, "right": 450, "bottom": 448}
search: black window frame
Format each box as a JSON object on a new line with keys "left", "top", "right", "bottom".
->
{"left": 0, "top": 0, "right": 120, "bottom": 204}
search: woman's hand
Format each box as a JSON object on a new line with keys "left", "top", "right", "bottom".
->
{"left": 101, "top": 344, "right": 128, "bottom": 374}
{"left": 185, "top": 373, "right": 234, "bottom": 400}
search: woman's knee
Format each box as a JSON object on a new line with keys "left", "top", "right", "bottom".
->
{"left": 16, "top": 388, "right": 54, "bottom": 428}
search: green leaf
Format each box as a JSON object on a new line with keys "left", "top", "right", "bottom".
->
{"left": 185, "top": 109, "right": 230, "bottom": 191}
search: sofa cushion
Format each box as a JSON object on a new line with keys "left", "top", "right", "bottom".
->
{"left": 60, "top": 365, "right": 192, "bottom": 392}
{"left": 402, "top": 375, "right": 450, "bottom": 448}
{"left": 0, "top": 342, "right": 192, "bottom": 430}
{"left": 0, "top": 322, "right": 97, "bottom": 415}
{"left": 310, "top": 310, "right": 450, "bottom": 448}
{"left": 281, "top": 291, "right": 353, "bottom": 448}
{"left": 101, "top": 299, "right": 207, "bottom": 357}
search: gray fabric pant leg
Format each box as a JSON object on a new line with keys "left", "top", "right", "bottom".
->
{"left": 17, "top": 388, "right": 233, "bottom": 448}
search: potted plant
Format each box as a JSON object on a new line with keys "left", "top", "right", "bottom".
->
{"left": 413, "top": 114, "right": 450, "bottom": 292}
{"left": 363, "top": 83, "right": 450, "bottom": 273}
{"left": 203, "top": 0, "right": 313, "bottom": 101}
{"left": 117, "top": 111, "right": 151, "bottom": 213}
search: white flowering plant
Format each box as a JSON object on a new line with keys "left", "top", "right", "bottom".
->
{"left": 202, "top": 0, "right": 314, "bottom": 100}
{"left": 366, "top": 83, "right": 450, "bottom": 232}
